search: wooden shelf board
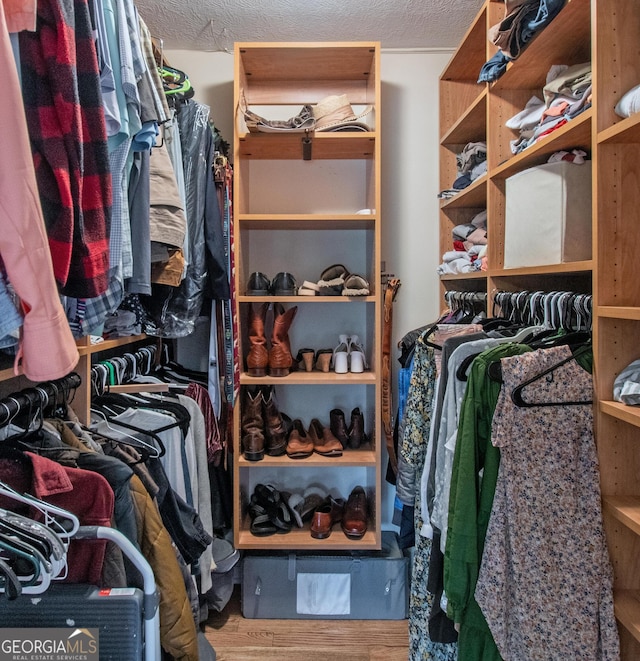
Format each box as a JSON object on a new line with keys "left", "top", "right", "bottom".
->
{"left": 238, "top": 449, "right": 377, "bottom": 468}
{"left": 238, "top": 295, "right": 376, "bottom": 303}
{"left": 77, "top": 334, "right": 148, "bottom": 357}
{"left": 598, "top": 114, "right": 640, "bottom": 145}
{"left": 615, "top": 590, "right": 640, "bottom": 645}
{"left": 240, "top": 372, "right": 377, "bottom": 386}
{"left": 440, "top": 89, "right": 487, "bottom": 147}
{"left": 439, "top": 4, "right": 487, "bottom": 82}
{"left": 490, "top": 110, "right": 592, "bottom": 180}
{"left": 440, "top": 174, "right": 487, "bottom": 209}
{"left": 491, "top": 0, "right": 591, "bottom": 91}
{"left": 490, "top": 261, "right": 593, "bottom": 277}
{"left": 603, "top": 495, "right": 640, "bottom": 537}
{"left": 596, "top": 306, "right": 640, "bottom": 321}
{"left": 238, "top": 213, "right": 375, "bottom": 230}
{"left": 237, "top": 526, "right": 379, "bottom": 551}
{"left": 600, "top": 400, "right": 640, "bottom": 430}
{"left": 237, "top": 132, "right": 376, "bottom": 159}
{"left": 439, "top": 273, "right": 488, "bottom": 283}
{"left": 237, "top": 42, "right": 378, "bottom": 84}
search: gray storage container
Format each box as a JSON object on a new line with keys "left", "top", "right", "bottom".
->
{"left": 242, "top": 531, "right": 409, "bottom": 620}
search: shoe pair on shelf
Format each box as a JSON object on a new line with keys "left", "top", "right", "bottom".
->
{"left": 317, "top": 264, "right": 370, "bottom": 297}
{"left": 251, "top": 484, "right": 369, "bottom": 540}
{"left": 309, "top": 486, "right": 369, "bottom": 540}
{"left": 247, "top": 271, "right": 297, "bottom": 296}
{"left": 242, "top": 385, "right": 291, "bottom": 461}
{"left": 286, "top": 418, "right": 343, "bottom": 459}
{"left": 247, "top": 302, "right": 297, "bottom": 377}
{"left": 330, "top": 407, "right": 367, "bottom": 449}
{"left": 333, "top": 334, "right": 367, "bottom": 374}
{"left": 295, "top": 347, "right": 333, "bottom": 373}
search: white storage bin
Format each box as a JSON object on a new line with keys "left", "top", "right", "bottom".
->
{"left": 504, "top": 160, "right": 592, "bottom": 268}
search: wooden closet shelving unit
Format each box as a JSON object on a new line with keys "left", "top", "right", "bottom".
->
{"left": 439, "top": 0, "right": 640, "bottom": 656}
{"left": 233, "top": 42, "right": 382, "bottom": 550}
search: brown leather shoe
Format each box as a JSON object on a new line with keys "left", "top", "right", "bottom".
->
{"left": 348, "top": 407, "right": 367, "bottom": 449}
{"left": 247, "top": 302, "right": 269, "bottom": 376}
{"left": 286, "top": 419, "right": 314, "bottom": 459}
{"left": 308, "top": 418, "right": 343, "bottom": 457}
{"left": 262, "top": 386, "right": 289, "bottom": 456}
{"left": 310, "top": 496, "right": 345, "bottom": 539}
{"left": 241, "top": 388, "right": 264, "bottom": 461}
{"left": 330, "top": 408, "right": 349, "bottom": 449}
{"left": 341, "top": 486, "right": 368, "bottom": 539}
{"left": 269, "top": 303, "right": 297, "bottom": 377}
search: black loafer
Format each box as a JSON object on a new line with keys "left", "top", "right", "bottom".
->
{"left": 271, "top": 272, "right": 297, "bottom": 296}
{"left": 247, "top": 271, "right": 271, "bottom": 295}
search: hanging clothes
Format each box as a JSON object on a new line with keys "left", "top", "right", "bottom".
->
{"left": 475, "top": 345, "right": 619, "bottom": 660}
{"left": 0, "top": 1, "right": 78, "bottom": 381}
{"left": 19, "top": 0, "right": 112, "bottom": 298}
{"left": 401, "top": 332, "right": 457, "bottom": 661}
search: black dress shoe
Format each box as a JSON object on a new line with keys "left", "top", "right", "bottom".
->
{"left": 271, "top": 272, "right": 297, "bottom": 296}
{"left": 348, "top": 407, "right": 367, "bottom": 449}
{"left": 247, "top": 271, "right": 271, "bottom": 295}
{"left": 330, "top": 408, "right": 349, "bottom": 448}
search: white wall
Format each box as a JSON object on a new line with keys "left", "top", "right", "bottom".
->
{"left": 166, "top": 47, "right": 453, "bottom": 524}
{"left": 166, "top": 48, "right": 452, "bottom": 348}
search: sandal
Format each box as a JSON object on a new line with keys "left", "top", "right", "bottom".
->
{"left": 248, "top": 500, "right": 277, "bottom": 536}
{"left": 253, "top": 484, "right": 293, "bottom": 533}
{"left": 317, "top": 264, "right": 349, "bottom": 296}
{"left": 342, "top": 274, "right": 370, "bottom": 296}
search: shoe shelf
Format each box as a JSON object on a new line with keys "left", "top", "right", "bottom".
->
{"left": 238, "top": 295, "right": 377, "bottom": 303}
{"left": 236, "top": 523, "right": 380, "bottom": 551}
{"left": 234, "top": 41, "right": 382, "bottom": 551}
{"left": 238, "top": 449, "right": 377, "bottom": 468}
{"left": 240, "top": 372, "right": 377, "bottom": 386}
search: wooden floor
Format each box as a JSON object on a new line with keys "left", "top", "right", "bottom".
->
{"left": 203, "top": 586, "right": 409, "bottom": 661}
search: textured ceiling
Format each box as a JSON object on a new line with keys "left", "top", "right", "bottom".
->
{"left": 135, "top": 0, "right": 485, "bottom": 52}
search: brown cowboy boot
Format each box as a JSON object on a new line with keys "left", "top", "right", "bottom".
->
{"left": 262, "top": 385, "right": 289, "bottom": 456}
{"left": 247, "top": 302, "right": 269, "bottom": 376}
{"left": 269, "top": 303, "right": 297, "bottom": 376}
{"left": 241, "top": 388, "right": 265, "bottom": 461}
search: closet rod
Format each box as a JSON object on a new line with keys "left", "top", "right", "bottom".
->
{"left": 0, "top": 372, "right": 81, "bottom": 428}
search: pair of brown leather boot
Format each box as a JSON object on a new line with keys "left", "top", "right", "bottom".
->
{"left": 242, "top": 386, "right": 290, "bottom": 461}
{"left": 247, "top": 303, "right": 298, "bottom": 377}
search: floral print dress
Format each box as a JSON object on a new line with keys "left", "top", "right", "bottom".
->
{"left": 475, "top": 345, "right": 619, "bottom": 660}
{"left": 401, "top": 334, "right": 458, "bottom": 661}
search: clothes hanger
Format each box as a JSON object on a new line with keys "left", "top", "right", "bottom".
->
{"left": 0, "top": 556, "right": 22, "bottom": 599}
{"left": 90, "top": 408, "right": 163, "bottom": 458}
{"left": 509, "top": 343, "right": 593, "bottom": 407}
{"left": 0, "top": 481, "right": 80, "bottom": 541}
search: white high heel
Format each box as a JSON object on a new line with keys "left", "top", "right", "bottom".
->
{"left": 333, "top": 334, "right": 349, "bottom": 374}
{"left": 348, "top": 335, "right": 367, "bottom": 373}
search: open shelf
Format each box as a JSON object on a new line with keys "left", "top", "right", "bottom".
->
{"left": 603, "top": 496, "right": 640, "bottom": 537}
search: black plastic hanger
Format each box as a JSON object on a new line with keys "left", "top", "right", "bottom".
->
{"left": 510, "top": 345, "right": 593, "bottom": 407}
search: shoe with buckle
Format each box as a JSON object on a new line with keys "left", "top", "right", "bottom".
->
{"left": 246, "top": 271, "right": 271, "bottom": 296}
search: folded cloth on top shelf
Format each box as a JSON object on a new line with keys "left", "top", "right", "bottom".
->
{"left": 613, "top": 359, "right": 640, "bottom": 405}
{"left": 240, "top": 93, "right": 372, "bottom": 133}
{"left": 478, "top": 50, "right": 510, "bottom": 83}
{"left": 615, "top": 83, "right": 640, "bottom": 118}
{"left": 543, "top": 61, "right": 592, "bottom": 106}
